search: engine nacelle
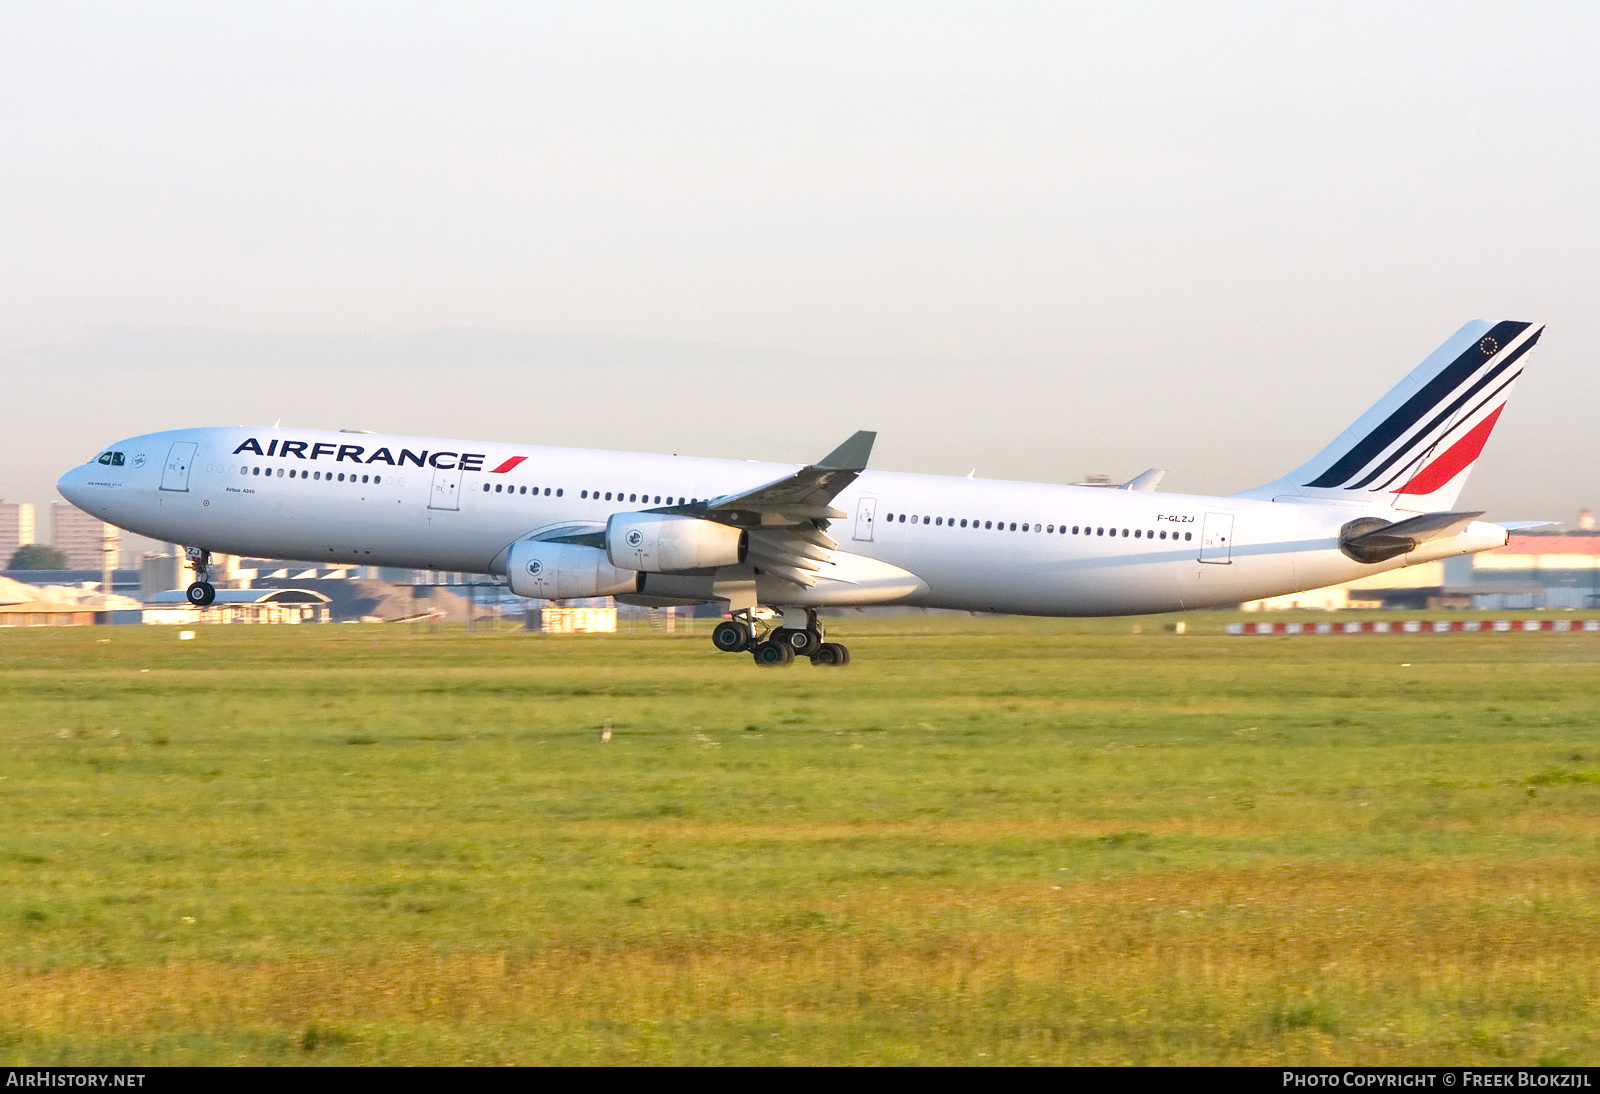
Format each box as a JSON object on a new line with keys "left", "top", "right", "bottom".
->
{"left": 606, "top": 513, "right": 747, "bottom": 572}
{"left": 506, "top": 541, "right": 641, "bottom": 600}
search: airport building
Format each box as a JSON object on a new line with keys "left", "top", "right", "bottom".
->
{"left": 50, "top": 502, "right": 119, "bottom": 572}
{"left": 0, "top": 502, "right": 35, "bottom": 563}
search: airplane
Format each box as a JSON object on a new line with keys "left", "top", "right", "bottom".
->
{"left": 57, "top": 319, "right": 1544, "bottom": 666}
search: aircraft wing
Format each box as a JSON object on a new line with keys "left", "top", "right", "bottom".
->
{"left": 651, "top": 430, "right": 876, "bottom": 526}
{"left": 656, "top": 430, "right": 876, "bottom": 587}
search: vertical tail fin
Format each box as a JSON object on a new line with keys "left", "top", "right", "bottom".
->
{"left": 1233, "top": 320, "right": 1543, "bottom": 511}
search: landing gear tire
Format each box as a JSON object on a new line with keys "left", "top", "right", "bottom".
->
{"left": 712, "top": 620, "right": 753, "bottom": 653}
{"left": 773, "top": 627, "right": 820, "bottom": 656}
{"left": 809, "top": 642, "right": 850, "bottom": 666}
{"left": 752, "top": 641, "right": 795, "bottom": 666}
{"left": 186, "top": 581, "right": 216, "bottom": 607}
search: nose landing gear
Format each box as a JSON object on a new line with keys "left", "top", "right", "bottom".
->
{"left": 184, "top": 547, "right": 216, "bottom": 607}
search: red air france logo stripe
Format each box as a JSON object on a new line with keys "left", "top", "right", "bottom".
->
{"left": 1393, "top": 404, "right": 1504, "bottom": 496}
{"left": 490, "top": 456, "right": 527, "bottom": 474}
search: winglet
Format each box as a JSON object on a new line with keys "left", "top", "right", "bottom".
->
{"left": 817, "top": 430, "right": 876, "bottom": 471}
{"left": 1118, "top": 468, "right": 1166, "bottom": 492}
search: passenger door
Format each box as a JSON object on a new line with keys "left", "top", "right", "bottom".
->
{"left": 160, "top": 442, "right": 197, "bottom": 492}
{"left": 853, "top": 496, "right": 877, "bottom": 542}
{"left": 1200, "top": 512, "right": 1234, "bottom": 564}
{"left": 428, "top": 465, "right": 462, "bottom": 511}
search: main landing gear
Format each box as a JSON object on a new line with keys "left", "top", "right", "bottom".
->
{"left": 184, "top": 547, "right": 216, "bottom": 607}
{"left": 710, "top": 608, "right": 850, "bottom": 667}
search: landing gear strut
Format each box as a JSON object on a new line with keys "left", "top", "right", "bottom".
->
{"left": 708, "top": 607, "right": 849, "bottom": 667}
{"left": 184, "top": 547, "right": 216, "bottom": 607}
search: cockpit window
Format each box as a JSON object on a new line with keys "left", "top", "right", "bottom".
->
{"left": 97, "top": 452, "right": 112, "bottom": 465}
{"left": 110, "top": 452, "right": 124, "bottom": 466}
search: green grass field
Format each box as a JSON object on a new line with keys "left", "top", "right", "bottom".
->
{"left": 2, "top": 611, "right": 1598, "bottom": 1065}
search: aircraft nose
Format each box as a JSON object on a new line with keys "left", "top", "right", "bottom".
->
{"left": 56, "top": 464, "right": 89, "bottom": 507}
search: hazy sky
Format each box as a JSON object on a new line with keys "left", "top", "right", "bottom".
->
{"left": 3, "top": 3, "right": 1597, "bottom": 539}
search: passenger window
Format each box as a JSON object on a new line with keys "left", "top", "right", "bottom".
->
{"left": 1185, "top": 532, "right": 1193, "bottom": 541}
{"left": 911, "top": 515, "right": 918, "bottom": 524}
{"left": 581, "top": 490, "right": 588, "bottom": 498}
{"left": 484, "top": 483, "right": 491, "bottom": 492}
{"left": 1009, "top": 522, "right": 1016, "bottom": 531}
{"left": 898, "top": 514, "right": 906, "bottom": 523}
{"left": 374, "top": 476, "right": 381, "bottom": 484}
{"left": 984, "top": 521, "right": 992, "bottom": 529}
{"left": 1047, "top": 525, "right": 1054, "bottom": 533}
{"left": 556, "top": 489, "right": 563, "bottom": 497}
{"left": 935, "top": 517, "right": 942, "bottom": 526}
{"left": 1134, "top": 529, "right": 1140, "bottom": 538}
{"left": 605, "top": 492, "right": 612, "bottom": 501}
{"left": 1096, "top": 527, "right": 1104, "bottom": 535}
{"left": 277, "top": 468, "right": 284, "bottom": 478}
{"left": 959, "top": 519, "right": 967, "bottom": 527}
{"left": 252, "top": 467, "right": 260, "bottom": 476}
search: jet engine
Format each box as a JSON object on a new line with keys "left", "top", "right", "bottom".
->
{"left": 606, "top": 513, "right": 747, "bottom": 572}
{"left": 506, "top": 540, "right": 641, "bottom": 600}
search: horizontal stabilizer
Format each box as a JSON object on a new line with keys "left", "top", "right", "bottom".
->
{"left": 1118, "top": 468, "right": 1165, "bottom": 492}
{"left": 1496, "top": 521, "right": 1559, "bottom": 532}
{"left": 1340, "top": 510, "right": 1483, "bottom": 564}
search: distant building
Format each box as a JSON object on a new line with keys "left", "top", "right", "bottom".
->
{"left": 539, "top": 598, "right": 617, "bottom": 633}
{"left": 128, "top": 588, "right": 334, "bottom": 625}
{"left": 50, "top": 502, "right": 118, "bottom": 572}
{"left": 0, "top": 502, "right": 34, "bottom": 563}
{"left": 1461, "top": 533, "right": 1600, "bottom": 610}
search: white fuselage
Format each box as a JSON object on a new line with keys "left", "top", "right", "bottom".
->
{"left": 57, "top": 426, "right": 1507, "bottom": 616}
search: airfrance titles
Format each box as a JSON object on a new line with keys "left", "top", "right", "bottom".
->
{"left": 232, "top": 438, "right": 486, "bottom": 472}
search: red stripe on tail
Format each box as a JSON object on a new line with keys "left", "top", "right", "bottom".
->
{"left": 1394, "top": 405, "right": 1504, "bottom": 495}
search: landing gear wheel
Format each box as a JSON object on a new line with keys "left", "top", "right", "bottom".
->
{"left": 752, "top": 641, "right": 795, "bottom": 666}
{"left": 809, "top": 642, "right": 850, "bottom": 666}
{"left": 712, "top": 620, "right": 752, "bottom": 653}
{"left": 186, "top": 581, "right": 216, "bottom": 607}
{"left": 773, "top": 627, "right": 820, "bottom": 656}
